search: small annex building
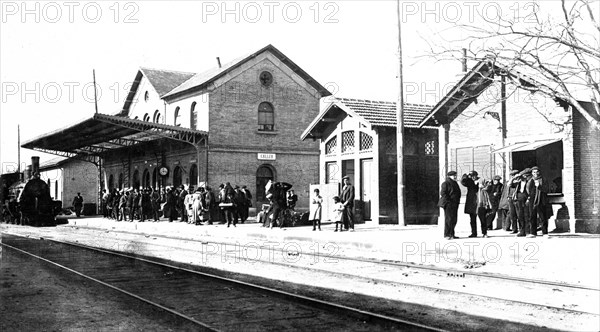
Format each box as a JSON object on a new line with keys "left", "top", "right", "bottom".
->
{"left": 302, "top": 97, "right": 439, "bottom": 225}
{"left": 22, "top": 45, "right": 331, "bottom": 212}
{"left": 419, "top": 59, "right": 600, "bottom": 233}
{"left": 38, "top": 157, "right": 99, "bottom": 214}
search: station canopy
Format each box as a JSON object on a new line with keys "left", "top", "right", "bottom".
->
{"left": 491, "top": 139, "right": 561, "bottom": 154}
{"left": 21, "top": 113, "right": 208, "bottom": 164}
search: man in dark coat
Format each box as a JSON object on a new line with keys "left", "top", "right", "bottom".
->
{"left": 233, "top": 186, "right": 246, "bottom": 224}
{"left": 498, "top": 170, "right": 520, "bottom": 233}
{"left": 513, "top": 168, "right": 532, "bottom": 237}
{"left": 438, "top": 171, "right": 461, "bottom": 239}
{"left": 486, "top": 175, "right": 504, "bottom": 230}
{"left": 461, "top": 171, "right": 479, "bottom": 237}
{"left": 72, "top": 193, "right": 84, "bottom": 217}
{"left": 179, "top": 185, "right": 189, "bottom": 223}
{"left": 341, "top": 175, "right": 355, "bottom": 231}
{"left": 526, "top": 166, "right": 553, "bottom": 237}
{"left": 241, "top": 185, "right": 252, "bottom": 222}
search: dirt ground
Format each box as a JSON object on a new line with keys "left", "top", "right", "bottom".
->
{"left": 0, "top": 247, "right": 206, "bottom": 332}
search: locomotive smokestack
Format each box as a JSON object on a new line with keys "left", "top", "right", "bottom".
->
{"left": 31, "top": 156, "right": 40, "bottom": 178}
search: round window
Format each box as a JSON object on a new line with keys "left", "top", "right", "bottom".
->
{"left": 259, "top": 71, "right": 273, "bottom": 87}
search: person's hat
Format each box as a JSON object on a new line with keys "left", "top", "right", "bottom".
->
{"left": 469, "top": 170, "right": 478, "bottom": 177}
{"left": 342, "top": 175, "right": 350, "bottom": 181}
{"left": 509, "top": 169, "right": 520, "bottom": 176}
{"left": 242, "top": 185, "right": 247, "bottom": 189}
{"left": 332, "top": 195, "right": 340, "bottom": 200}
{"left": 447, "top": 171, "right": 457, "bottom": 176}
{"left": 531, "top": 166, "right": 540, "bottom": 172}
{"left": 493, "top": 175, "right": 502, "bottom": 181}
{"left": 235, "top": 185, "right": 240, "bottom": 189}
{"left": 519, "top": 168, "right": 532, "bottom": 176}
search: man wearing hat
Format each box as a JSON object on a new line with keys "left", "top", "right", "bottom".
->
{"left": 487, "top": 175, "right": 504, "bottom": 230}
{"left": 438, "top": 171, "right": 461, "bottom": 239}
{"left": 498, "top": 170, "right": 520, "bottom": 233}
{"left": 340, "top": 175, "right": 355, "bottom": 231}
{"left": 461, "top": 170, "right": 480, "bottom": 238}
{"left": 513, "top": 168, "right": 532, "bottom": 236}
{"left": 525, "top": 166, "right": 552, "bottom": 237}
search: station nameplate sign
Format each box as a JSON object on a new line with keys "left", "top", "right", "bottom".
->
{"left": 258, "top": 153, "right": 276, "bottom": 160}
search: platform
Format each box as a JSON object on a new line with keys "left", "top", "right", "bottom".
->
{"left": 33, "top": 213, "right": 600, "bottom": 289}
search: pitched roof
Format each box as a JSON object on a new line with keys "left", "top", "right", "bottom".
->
{"left": 163, "top": 44, "right": 331, "bottom": 99}
{"left": 39, "top": 157, "right": 69, "bottom": 171}
{"left": 116, "top": 68, "right": 195, "bottom": 116}
{"left": 140, "top": 67, "right": 196, "bottom": 97}
{"left": 301, "top": 97, "right": 433, "bottom": 140}
{"left": 337, "top": 98, "right": 432, "bottom": 128}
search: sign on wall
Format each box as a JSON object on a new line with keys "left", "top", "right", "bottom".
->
{"left": 258, "top": 153, "right": 276, "bottom": 160}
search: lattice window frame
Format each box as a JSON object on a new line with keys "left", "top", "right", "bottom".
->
{"left": 425, "top": 140, "right": 436, "bottom": 155}
{"left": 385, "top": 137, "right": 396, "bottom": 154}
{"left": 325, "top": 136, "right": 337, "bottom": 155}
{"left": 359, "top": 132, "right": 373, "bottom": 151}
{"left": 341, "top": 131, "right": 355, "bottom": 153}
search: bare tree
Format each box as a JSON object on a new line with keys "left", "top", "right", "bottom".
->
{"left": 425, "top": 0, "right": 600, "bottom": 130}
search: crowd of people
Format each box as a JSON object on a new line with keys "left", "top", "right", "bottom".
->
{"left": 439, "top": 166, "right": 552, "bottom": 240}
{"left": 99, "top": 182, "right": 253, "bottom": 227}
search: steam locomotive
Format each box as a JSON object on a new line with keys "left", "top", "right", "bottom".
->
{"left": 0, "top": 157, "right": 61, "bottom": 226}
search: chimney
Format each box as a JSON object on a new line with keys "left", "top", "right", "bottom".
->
{"left": 216, "top": 57, "right": 222, "bottom": 69}
{"left": 31, "top": 156, "right": 40, "bottom": 178}
{"left": 461, "top": 48, "right": 468, "bottom": 73}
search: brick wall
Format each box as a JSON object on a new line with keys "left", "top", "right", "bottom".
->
{"left": 208, "top": 58, "right": 320, "bottom": 152}
{"left": 572, "top": 108, "right": 600, "bottom": 232}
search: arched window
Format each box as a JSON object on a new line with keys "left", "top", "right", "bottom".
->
{"left": 108, "top": 174, "right": 114, "bottom": 190}
{"left": 132, "top": 170, "right": 140, "bottom": 190}
{"left": 153, "top": 110, "right": 161, "bottom": 123}
{"left": 142, "top": 169, "right": 150, "bottom": 189}
{"left": 118, "top": 173, "right": 123, "bottom": 189}
{"left": 173, "top": 166, "right": 183, "bottom": 188}
{"left": 258, "top": 102, "right": 274, "bottom": 131}
{"left": 152, "top": 168, "right": 158, "bottom": 189}
{"left": 189, "top": 164, "right": 198, "bottom": 187}
{"left": 174, "top": 106, "right": 181, "bottom": 126}
{"left": 190, "top": 102, "right": 197, "bottom": 129}
{"left": 143, "top": 113, "right": 150, "bottom": 122}
{"left": 256, "top": 165, "right": 275, "bottom": 202}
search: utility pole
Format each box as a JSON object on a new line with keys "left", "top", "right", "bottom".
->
{"left": 396, "top": 0, "right": 406, "bottom": 226}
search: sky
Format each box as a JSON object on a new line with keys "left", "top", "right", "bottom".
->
{"left": 0, "top": 0, "right": 571, "bottom": 173}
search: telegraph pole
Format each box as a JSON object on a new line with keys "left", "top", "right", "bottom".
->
{"left": 396, "top": 0, "right": 406, "bottom": 225}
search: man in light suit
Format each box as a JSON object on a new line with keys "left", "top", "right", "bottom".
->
{"left": 341, "top": 175, "right": 355, "bottom": 231}
{"left": 438, "top": 171, "right": 461, "bottom": 239}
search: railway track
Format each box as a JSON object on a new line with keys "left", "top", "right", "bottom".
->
{"left": 1, "top": 234, "right": 444, "bottom": 332}
{"left": 21, "top": 225, "right": 595, "bottom": 315}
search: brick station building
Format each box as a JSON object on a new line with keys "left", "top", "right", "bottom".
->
{"left": 419, "top": 59, "right": 600, "bottom": 233}
{"left": 22, "top": 45, "right": 331, "bottom": 212}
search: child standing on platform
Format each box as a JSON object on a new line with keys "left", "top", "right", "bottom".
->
{"left": 332, "top": 196, "right": 344, "bottom": 232}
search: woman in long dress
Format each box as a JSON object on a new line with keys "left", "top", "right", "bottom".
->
{"left": 311, "top": 188, "right": 322, "bottom": 231}
{"left": 191, "top": 188, "right": 204, "bottom": 225}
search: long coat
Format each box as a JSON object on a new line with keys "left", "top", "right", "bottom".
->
{"left": 526, "top": 176, "right": 554, "bottom": 218}
{"left": 437, "top": 178, "right": 461, "bottom": 208}
{"left": 460, "top": 175, "right": 478, "bottom": 214}
{"left": 341, "top": 184, "right": 355, "bottom": 208}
